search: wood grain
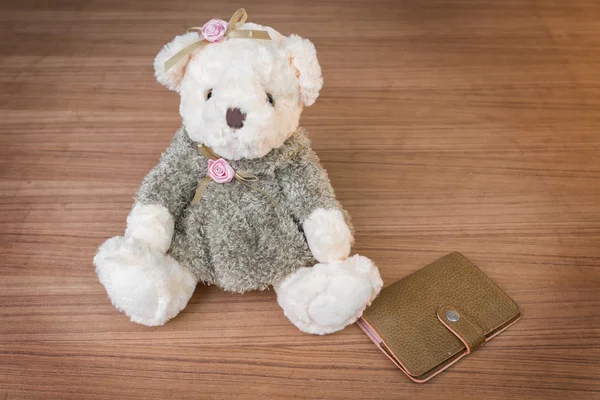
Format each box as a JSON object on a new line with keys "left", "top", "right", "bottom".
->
{"left": 1, "top": 0, "right": 599, "bottom": 399}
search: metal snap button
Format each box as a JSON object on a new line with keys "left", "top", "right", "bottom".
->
{"left": 446, "top": 309, "right": 460, "bottom": 322}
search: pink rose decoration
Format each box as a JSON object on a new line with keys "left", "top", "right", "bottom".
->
{"left": 201, "top": 18, "right": 228, "bottom": 42}
{"left": 207, "top": 158, "right": 235, "bottom": 183}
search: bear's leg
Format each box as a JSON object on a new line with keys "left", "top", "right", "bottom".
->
{"left": 94, "top": 236, "right": 197, "bottom": 326}
{"left": 274, "top": 255, "right": 383, "bottom": 335}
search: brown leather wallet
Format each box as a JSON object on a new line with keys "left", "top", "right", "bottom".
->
{"left": 357, "top": 252, "right": 521, "bottom": 383}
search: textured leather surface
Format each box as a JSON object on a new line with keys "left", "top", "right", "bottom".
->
{"left": 360, "top": 252, "right": 520, "bottom": 380}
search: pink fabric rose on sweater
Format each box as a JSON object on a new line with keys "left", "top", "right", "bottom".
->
{"left": 201, "top": 19, "right": 228, "bottom": 42}
{"left": 207, "top": 158, "right": 235, "bottom": 183}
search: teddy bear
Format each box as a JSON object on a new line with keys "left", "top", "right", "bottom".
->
{"left": 94, "top": 9, "right": 382, "bottom": 335}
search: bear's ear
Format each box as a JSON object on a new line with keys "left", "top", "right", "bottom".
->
{"left": 154, "top": 32, "right": 201, "bottom": 92}
{"left": 284, "top": 34, "right": 323, "bottom": 106}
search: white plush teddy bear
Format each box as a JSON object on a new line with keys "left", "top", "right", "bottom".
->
{"left": 94, "top": 9, "right": 383, "bottom": 335}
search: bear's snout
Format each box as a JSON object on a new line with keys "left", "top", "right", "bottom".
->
{"left": 226, "top": 108, "right": 246, "bottom": 129}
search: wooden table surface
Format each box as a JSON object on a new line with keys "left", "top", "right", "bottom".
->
{"left": 1, "top": 0, "right": 599, "bottom": 399}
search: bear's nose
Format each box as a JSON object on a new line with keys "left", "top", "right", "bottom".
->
{"left": 226, "top": 108, "right": 246, "bottom": 129}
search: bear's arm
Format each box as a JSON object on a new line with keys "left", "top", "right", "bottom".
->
{"left": 135, "top": 128, "right": 199, "bottom": 217}
{"left": 279, "top": 147, "right": 343, "bottom": 220}
{"left": 278, "top": 147, "right": 355, "bottom": 263}
{"left": 124, "top": 128, "right": 200, "bottom": 253}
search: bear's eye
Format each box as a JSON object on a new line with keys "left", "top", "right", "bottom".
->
{"left": 266, "top": 93, "right": 274, "bottom": 106}
{"left": 206, "top": 89, "right": 213, "bottom": 100}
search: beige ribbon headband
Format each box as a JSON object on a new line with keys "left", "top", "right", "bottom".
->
{"left": 164, "top": 8, "right": 272, "bottom": 72}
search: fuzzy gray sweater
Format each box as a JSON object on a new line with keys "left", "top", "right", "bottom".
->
{"left": 135, "top": 127, "right": 348, "bottom": 293}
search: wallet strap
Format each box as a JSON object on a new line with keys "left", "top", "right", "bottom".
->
{"left": 437, "top": 306, "right": 485, "bottom": 353}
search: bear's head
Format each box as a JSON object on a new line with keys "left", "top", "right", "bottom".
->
{"left": 154, "top": 19, "right": 323, "bottom": 160}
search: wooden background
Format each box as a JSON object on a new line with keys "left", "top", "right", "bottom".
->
{"left": 1, "top": 0, "right": 599, "bottom": 399}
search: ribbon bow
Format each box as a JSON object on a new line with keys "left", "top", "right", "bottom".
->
{"left": 193, "top": 144, "right": 280, "bottom": 207}
{"left": 164, "top": 8, "right": 271, "bottom": 72}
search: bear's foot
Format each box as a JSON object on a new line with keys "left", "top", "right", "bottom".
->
{"left": 94, "top": 236, "right": 197, "bottom": 326}
{"left": 274, "top": 255, "right": 383, "bottom": 335}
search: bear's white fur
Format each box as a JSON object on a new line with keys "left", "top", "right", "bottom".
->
{"left": 125, "top": 203, "right": 174, "bottom": 253}
{"left": 154, "top": 23, "right": 322, "bottom": 160}
{"left": 94, "top": 236, "right": 197, "bottom": 326}
{"left": 303, "top": 208, "right": 354, "bottom": 263}
{"left": 274, "top": 255, "right": 383, "bottom": 335}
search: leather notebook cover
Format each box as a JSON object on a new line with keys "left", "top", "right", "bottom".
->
{"left": 356, "top": 252, "right": 521, "bottom": 383}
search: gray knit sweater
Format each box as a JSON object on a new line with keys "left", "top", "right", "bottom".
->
{"left": 135, "top": 127, "right": 348, "bottom": 293}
